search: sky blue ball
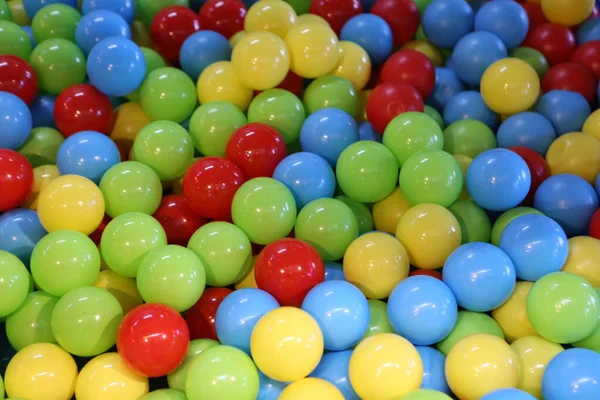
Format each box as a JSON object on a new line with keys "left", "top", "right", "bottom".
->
{"left": 76, "top": 10, "right": 131, "bottom": 55}
{"left": 81, "top": 0, "right": 136, "bottom": 24}
{"left": 416, "top": 346, "right": 450, "bottom": 394}
{"left": 340, "top": 14, "right": 393, "bottom": 65}
{"left": 258, "top": 371, "right": 288, "bottom": 400}
{"left": 481, "top": 388, "right": 537, "bottom": 400}
{"left": 56, "top": 130, "right": 121, "bottom": 183}
{"left": 426, "top": 68, "right": 465, "bottom": 112}
{"left": 0, "top": 91, "right": 32, "bottom": 150}
{"left": 535, "top": 90, "right": 591, "bottom": 136}
{"left": 0, "top": 209, "right": 47, "bottom": 267}
{"left": 499, "top": 214, "right": 568, "bottom": 281}
{"left": 542, "top": 348, "right": 600, "bottom": 400}
{"left": 301, "top": 280, "right": 369, "bottom": 351}
{"left": 422, "top": 0, "right": 474, "bottom": 49}
{"left": 180, "top": 30, "right": 232, "bottom": 81}
{"left": 215, "top": 288, "right": 279, "bottom": 355}
{"left": 23, "top": 0, "right": 77, "bottom": 19}
{"left": 325, "top": 262, "right": 345, "bottom": 281}
{"left": 452, "top": 31, "right": 507, "bottom": 85}
{"left": 358, "top": 121, "right": 382, "bottom": 142}
{"left": 534, "top": 174, "right": 599, "bottom": 237}
{"left": 87, "top": 37, "right": 146, "bottom": 97}
{"left": 497, "top": 112, "right": 556, "bottom": 155}
{"left": 596, "top": 173, "right": 600, "bottom": 199}
{"left": 21, "top": 26, "right": 36, "bottom": 47}
{"left": 443, "top": 242, "right": 516, "bottom": 312}
{"left": 388, "top": 276, "right": 458, "bottom": 346}
{"left": 29, "top": 93, "right": 56, "bottom": 128}
{"left": 577, "top": 18, "right": 600, "bottom": 44}
{"left": 474, "top": 0, "right": 529, "bottom": 49}
{"left": 443, "top": 90, "right": 499, "bottom": 130}
{"left": 310, "top": 350, "right": 360, "bottom": 400}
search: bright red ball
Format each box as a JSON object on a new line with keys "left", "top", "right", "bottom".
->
{"left": 541, "top": 62, "right": 597, "bottom": 103}
{"left": 589, "top": 209, "right": 600, "bottom": 240}
{"left": 185, "top": 287, "right": 232, "bottom": 341}
{"left": 371, "top": 0, "right": 420, "bottom": 46}
{"left": 0, "top": 150, "right": 33, "bottom": 212}
{"left": 88, "top": 214, "right": 112, "bottom": 245}
{"left": 524, "top": 23, "right": 576, "bottom": 66}
{"left": 153, "top": 194, "right": 207, "bottom": 246}
{"left": 198, "top": 0, "right": 246, "bottom": 39}
{"left": 309, "top": 0, "right": 362, "bottom": 35}
{"left": 366, "top": 82, "right": 424, "bottom": 134}
{"left": 151, "top": 6, "right": 201, "bottom": 61}
{"left": 409, "top": 269, "right": 443, "bottom": 280}
{"left": 54, "top": 84, "right": 114, "bottom": 137}
{"left": 117, "top": 303, "right": 190, "bottom": 378}
{"left": 508, "top": 146, "right": 551, "bottom": 206}
{"left": 380, "top": 49, "right": 435, "bottom": 98}
{"left": 0, "top": 55, "right": 38, "bottom": 104}
{"left": 274, "top": 70, "right": 303, "bottom": 97}
{"left": 571, "top": 40, "right": 600, "bottom": 79}
{"left": 520, "top": 2, "right": 547, "bottom": 32}
{"left": 255, "top": 238, "right": 325, "bottom": 307}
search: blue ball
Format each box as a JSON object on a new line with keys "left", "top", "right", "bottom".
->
{"left": 0, "top": 91, "right": 32, "bottom": 150}
{"left": 75, "top": 10, "right": 131, "bottom": 55}
{"left": 535, "top": 90, "right": 591, "bottom": 136}
{"left": 467, "top": 148, "right": 531, "bottom": 211}
{"left": 300, "top": 108, "right": 359, "bottom": 167}
{"left": 422, "top": 0, "right": 474, "bottom": 49}
{"left": 0, "top": 209, "right": 47, "bottom": 267}
{"left": 474, "top": 0, "right": 529, "bottom": 49}
{"left": 425, "top": 68, "right": 465, "bottom": 112}
{"left": 258, "top": 371, "right": 288, "bottom": 400}
{"left": 534, "top": 174, "right": 599, "bottom": 237}
{"left": 81, "top": 0, "right": 136, "bottom": 24}
{"left": 325, "top": 262, "right": 345, "bottom": 281}
{"left": 56, "top": 130, "right": 121, "bottom": 183}
{"left": 23, "top": 0, "right": 77, "bottom": 18}
{"left": 358, "top": 121, "right": 382, "bottom": 142}
{"left": 301, "top": 280, "right": 369, "bottom": 351}
{"left": 499, "top": 214, "right": 568, "bottom": 281}
{"left": 215, "top": 288, "right": 279, "bottom": 355}
{"left": 273, "top": 152, "right": 336, "bottom": 209}
{"left": 310, "top": 350, "right": 360, "bottom": 400}
{"left": 596, "top": 173, "right": 600, "bottom": 198}
{"left": 481, "top": 388, "right": 537, "bottom": 400}
{"left": 29, "top": 93, "right": 56, "bottom": 128}
{"left": 340, "top": 14, "right": 393, "bottom": 65}
{"left": 577, "top": 18, "right": 600, "bottom": 44}
{"left": 452, "top": 31, "right": 507, "bottom": 85}
{"left": 21, "top": 26, "right": 36, "bottom": 47}
{"left": 443, "top": 242, "right": 516, "bottom": 312}
{"left": 416, "top": 346, "right": 450, "bottom": 394}
{"left": 180, "top": 30, "right": 232, "bottom": 81}
{"left": 87, "top": 37, "right": 146, "bottom": 97}
{"left": 542, "top": 348, "right": 600, "bottom": 400}
{"left": 443, "top": 91, "right": 499, "bottom": 130}
{"left": 497, "top": 112, "right": 556, "bottom": 155}
{"left": 388, "top": 276, "right": 458, "bottom": 346}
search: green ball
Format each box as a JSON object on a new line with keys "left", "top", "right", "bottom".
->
{"left": 399, "top": 389, "right": 452, "bottom": 400}
{"left": 18, "top": 127, "right": 64, "bottom": 167}
{"left": 490, "top": 207, "right": 543, "bottom": 246}
{"left": 186, "top": 345, "right": 259, "bottom": 400}
{"left": 0, "top": 0, "right": 11, "bottom": 21}
{"left": 30, "top": 230, "right": 100, "bottom": 297}
{"left": 133, "top": 120, "right": 194, "bottom": 180}
{"left": 335, "top": 195, "right": 374, "bottom": 235}
{"left": 100, "top": 212, "right": 167, "bottom": 278}
{"left": 5, "top": 291, "right": 58, "bottom": 351}
{"left": 399, "top": 149, "right": 462, "bottom": 207}
{"left": 285, "top": 0, "right": 310, "bottom": 14}
{"left": 362, "top": 299, "right": 394, "bottom": 340}
{"left": 187, "top": 222, "right": 252, "bottom": 287}
{"left": 510, "top": 46, "right": 549, "bottom": 77}
{"left": 248, "top": 89, "right": 305, "bottom": 144}
{"left": 303, "top": 75, "right": 359, "bottom": 117}
{"left": 424, "top": 105, "right": 445, "bottom": 129}
{"left": 137, "top": 245, "right": 206, "bottom": 312}
{"left": 0, "top": 250, "right": 29, "bottom": 318}
{"left": 436, "top": 311, "right": 504, "bottom": 355}
{"left": 137, "top": 0, "right": 189, "bottom": 25}
{"left": 573, "top": 289, "right": 600, "bottom": 352}
{"left": 31, "top": 4, "right": 81, "bottom": 43}
{"left": 336, "top": 141, "right": 398, "bottom": 203}
{"left": 231, "top": 178, "right": 297, "bottom": 245}
{"left": 142, "top": 389, "right": 187, "bottom": 400}
{"left": 448, "top": 200, "right": 492, "bottom": 244}
{"left": 189, "top": 101, "right": 247, "bottom": 156}
{"left": 415, "top": 24, "right": 427, "bottom": 41}
{"left": 0, "top": 20, "right": 31, "bottom": 59}
{"left": 295, "top": 198, "right": 359, "bottom": 262}
{"left": 443, "top": 119, "right": 497, "bottom": 158}
{"left": 29, "top": 38, "right": 86, "bottom": 95}
{"left": 383, "top": 111, "right": 444, "bottom": 166}
{"left": 527, "top": 272, "right": 600, "bottom": 344}
{"left": 413, "top": 0, "right": 433, "bottom": 15}
{"left": 51, "top": 286, "right": 123, "bottom": 357}
{"left": 140, "top": 67, "right": 197, "bottom": 123}
{"left": 125, "top": 47, "right": 167, "bottom": 102}
{"left": 167, "top": 338, "right": 220, "bottom": 391}
{"left": 99, "top": 161, "right": 163, "bottom": 217}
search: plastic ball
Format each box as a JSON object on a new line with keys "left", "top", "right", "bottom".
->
{"left": 372, "top": 187, "right": 411, "bottom": 234}
{"left": 18, "top": 126, "right": 63, "bottom": 167}
{"left": 524, "top": 23, "right": 576, "bottom": 65}
{"left": 448, "top": 199, "right": 492, "bottom": 244}
{"left": 30, "top": 38, "right": 86, "bottom": 95}
{"left": 572, "top": 40, "right": 600, "bottom": 79}
{"left": 29, "top": 92, "right": 57, "bottom": 128}
{"left": 5, "top": 290, "right": 57, "bottom": 351}
{"left": 546, "top": 132, "right": 600, "bottom": 184}
{"left": 443, "top": 90, "right": 500, "bottom": 130}
{"left": 150, "top": 6, "right": 200, "bottom": 62}
{"left": 93, "top": 270, "right": 143, "bottom": 314}
{"left": 443, "top": 119, "right": 497, "bottom": 158}
{"left": 142, "top": 389, "right": 187, "bottom": 399}
{"left": 81, "top": 0, "right": 135, "bottom": 24}
{"left": 166, "top": 338, "right": 219, "bottom": 391}
{"left": 422, "top": 0, "right": 473, "bottom": 49}
{"left": 140, "top": 66, "right": 197, "bottom": 122}
{"left": 371, "top": 0, "right": 419, "bottom": 46}
{"left": 0, "top": 20, "right": 31, "bottom": 59}
{"left": 399, "top": 390, "right": 453, "bottom": 400}
{"left": 380, "top": 49, "right": 435, "bottom": 100}
{"left": 577, "top": 18, "right": 600, "bottom": 44}
{"left": 54, "top": 83, "right": 113, "bottom": 137}
{"left": 562, "top": 236, "right": 600, "bottom": 287}
{"left": 491, "top": 282, "right": 537, "bottom": 343}
{"left": 304, "top": 75, "right": 359, "bottom": 117}
{"left": 537, "top": 89, "right": 592, "bottom": 135}
{"left": 75, "top": 9, "right": 130, "bottom": 56}
{"left": 0, "top": 55, "right": 37, "bottom": 105}
{"left": 0, "top": 208, "right": 46, "bottom": 268}
{"left": 2, "top": 93, "right": 31, "bottom": 155}
{"left": 198, "top": 0, "right": 245, "bottom": 39}
{"left": 185, "top": 288, "right": 232, "bottom": 341}
{"left": 542, "top": 348, "right": 600, "bottom": 400}
{"left": 0, "top": 250, "right": 29, "bottom": 318}
{"left": 278, "top": 378, "right": 344, "bottom": 400}
{"left": 453, "top": 32, "right": 507, "bottom": 86}
{"left": 542, "top": 62, "right": 597, "bottom": 103}
{"left": 152, "top": 194, "right": 205, "bottom": 247}
{"left": 336, "top": 195, "right": 374, "bottom": 235}
{"left": 309, "top": 350, "right": 358, "bottom": 399}
{"left": 416, "top": 346, "right": 450, "bottom": 393}
{"left": 244, "top": 0, "right": 296, "bottom": 38}
{"left": 31, "top": 4, "right": 81, "bottom": 43}
{"left": 475, "top": 0, "right": 529, "bottom": 49}
{"left": 497, "top": 112, "right": 556, "bottom": 155}
{"left": 256, "top": 371, "right": 289, "bottom": 399}
{"left": 22, "top": 164, "right": 59, "bottom": 209}
{"left": 511, "top": 46, "right": 550, "bottom": 76}
{"left": 480, "top": 388, "right": 537, "bottom": 400}
{"left": 362, "top": 299, "right": 394, "bottom": 339}
{"left": 247, "top": 88, "right": 306, "bottom": 144}
{"left": 189, "top": 101, "right": 247, "bottom": 156}
{"left": 541, "top": 0, "right": 594, "bottom": 27}
{"left": 437, "top": 311, "right": 504, "bottom": 355}
{"left": 425, "top": 67, "right": 464, "bottom": 112}
{"left": 308, "top": 0, "right": 361, "bottom": 35}
{"left": 367, "top": 82, "right": 424, "bottom": 133}
{"left": 583, "top": 108, "right": 600, "bottom": 141}
{"left": 179, "top": 30, "right": 231, "bottom": 81}
{"left": 284, "top": 21, "right": 339, "bottom": 79}
{"left": 339, "top": 14, "right": 392, "bottom": 66}
{"left": 196, "top": 61, "right": 253, "bottom": 111}
{"left": 330, "top": 41, "right": 371, "bottom": 91}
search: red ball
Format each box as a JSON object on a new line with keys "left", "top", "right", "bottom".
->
{"left": 309, "top": 0, "right": 362, "bottom": 35}
{"left": 151, "top": 6, "right": 201, "bottom": 62}
{"left": 274, "top": 70, "right": 303, "bottom": 97}
{"left": 508, "top": 146, "right": 551, "bottom": 206}
{"left": 255, "top": 238, "right": 325, "bottom": 307}
{"left": 380, "top": 49, "right": 435, "bottom": 98}
{"left": 117, "top": 303, "right": 190, "bottom": 377}
{"left": 198, "top": 0, "right": 246, "bottom": 39}
{"left": 520, "top": 2, "right": 548, "bottom": 32}
{"left": 409, "top": 269, "right": 443, "bottom": 280}
{"left": 541, "top": 62, "right": 597, "bottom": 103}
{"left": 0, "top": 150, "right": 33, "bottom": 212}
{"left": 589, "top": 209, "right": 600, "bottom": 239}
{"left": 88, "top": 214, "right": 112, "bottom": 245}
{"left": 524, "top": 23, "right": 576, "bottom": 66}
{"left": 571, "top": 40, "right": 600, "bottom": 79}
{"left": 182, "top": 157, "right": 247, "bottom": 220}
{"left": 225, "top": 123, "right": 287, "bottom": 178}
{"left": 366, "top": 82, "right": 424, "bottom": 134}
{"left": 0, "top": 55, "right": 38, "bottom": 104}
{"left": 153, "top": 194, "right": 207, "bottom": 246}
{"left": 185, "top": 287, "right": 232, "bottom": 340}
{"left": 371, "top": 0, "right": 420, "bottom": 46}
{"left": 54, "top": 84, "right": 114, "bottom": 137}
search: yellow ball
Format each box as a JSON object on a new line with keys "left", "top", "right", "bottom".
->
{"left": 401, "top": 40, "right": 444, "bottom": 67}
{"left": 231, "top": 31, "right": 290, "bottom": 91}
{"left": 349, "top": 333, "right": 423, "bottom": 400}
{"left": 545, "top": 132, "right": 600, "bottom": 184}
{"left": 37, "top": 174, "right": 105, "bottom": 235}
{"left": 197, "top": 61, "right": 253, "bottom": 111}
{"left": 22, "top": 164, "right": 60, "bottom": 210}
{"left": 372, "top": 187, "right": 412, "bottom": 234}
{"left": 562, "top": 236, "right": 600, "bottom": 287}
{"left": 284, "top": 22, "right": 339, "bottom": 79}
{"left": 229, "top": 31, "right": 246, "bottom": 48}
{"left": 445, "top": 334, "right": 520, "bottom": 400}
{"left": 235, "top": 255, "right": 258, "bottom": 289}
{"left": 510, "top": 336, "right": 564, "bottom": 398}
{"left": 75, "top": 352, "right": 149, "bottom": 400}
{"left": 492, "top": 281, "right": 537, "bottom": 343}
{"left": 110, "top": 102, "right": 152, "bottom": 156}
{"left": 93, "top": 270, "right": 144, "bottom": 314}
{"left": 8, "top": 0, "right": 30, "bottom": 26}
{"left": 244, "top": 0, "right": 297, "bottom": 38}
{"left": 330, "top": 41, "right": 371, "bottom": 91}
{"left": 357, "top": 89, "right": 371, "bottom": 123}
{"left": 278, "top": 378, "right": 345, "bottom": 400}
{"left": 541, "top": 0, "right": 594, "bottom": 26}
{"left": 296, "top": 14, "right": 330, "bottom": 27}
{"left": 395, "top": 203, "right": 462, "bottom": 270}
{"left": 481, "top": 58, "right": 540, "bottom": 116}
{"left": 583, "top": 109, "right": 600, "bottom": 141}
{"left": 5, "top": 343, "right": 78, "bottom": 400}
{"left": 343, "top": 232, "right": 410, "bottom": 299}
{"left": 250, "top": 307, "right": 324, "bottom": 382}
{"left": 453, "top": 154, "right": 472, "bottom": 200}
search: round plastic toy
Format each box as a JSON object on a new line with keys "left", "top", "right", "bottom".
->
{"left": 474, "top": 0, "right": 528, "bottom": 49}
{"left": 443, "top": 119, "right": 496, "bottom": 159}
{"left": 381, "top": 49, "right": 435, "bottom": 98}
{"left": 0, "top": 91, "right": 32, "bottom": 150}
{"left": 422, "top": 0, "right": 473, "bottom": 49}
{"left": 340, "top": 14, "right": 393, "bottom": 65}
{"left": 167, "top": 338, "right": 219, "bottom": 391}
{"left": 362, "top": 299, "right": 394, "bottom": 339}
{"left": 491, "top": 282, "right": 537, "bottom": 343}
{"left": 535, "top": 90, "right": 591, "bottom": 136}
{"left": 29, "top": 92, "right": 57, "bottom": 128}
{"left": 399, "top": 390, "right": 453, "bottom": 400}
{"left": 336, "top": 195, "right": 374, "bottom": 234}
{"left": 452, "top": 32, "right": 508, "bottom": 85}
{"left": 81, "top": 0, "right": 136, "bottom": 24}
{"left": 371, "top": 187, "right": 411, "bottom": 234}
{"left": 562, "top": 236, "right": 600, "bottom": 287}
{"left": 189, "top": 101, "right": 247, "bottom": 157}
{"left": 425, "top": 68, "right": 464, "bottom": 112}
{"left": 150, "top": 6, "right": 200, "bottom": 61}
{"left": 278, "top": 378, "right": 345, "bottom": 400}
{"left": 247, "top": 88, "right": 306, "bottom": 144}
{"left": 449, "top": 199, "right": 492, "bottom": 243}
{"left": 93, "top": 270, "right": 144, "bottom": 314}
{"left": 546, "top": 132, "right": 600, "bottom": 184}
{"left": 480, "top": 388, "right": 537, "bottom": 400}
{"left": 22, "top": 164, "right": 59, "bottom": 209}
{"left": 0, "top": 20, "right": 32, "bottom": 59}
{"left": 153, "top": 194, "right": 206, "bottom": 246}
{"left": 0, "top": 250, "right": 29, "bottom": 318}
{"left": 542, "top": 348, "right": 600, "bottom": 400}
{"left": 496, "top": 112, "right": 556, "bottom": 156}
{"left": 510, "top": 46, "right": 549, "bottom": 77}
{"left": 330, "top": 41, "right": 371, "bottom": 91}
{"left": 304, "top": 75, "right": 359, "bottom": 117}
{"left": 18, "top": 126, "right": 64, "bottom": 168}
{"left": 0, "top": 149, "right": 33, "bottom": 213}
{"left": 443, "top": 90, "right": 499, "bottom": 130}
{"left": 366, "top": 82, "right": 424, "bottom": 134}
{"left": 371, "top": 0, "right": 419, "bottom": 45}
{"left": 308, "top": 0, "right": 361, "bottom": 34}
{"left": 437, "top": 311, "right": 505, "bottom": 355}
{"left": 0, "top": 55, "right": 37, "bottom": 105}
{"left": 541, "top": 0, "right": 594, "bottom": 27}
{"left": 179, "top": 30, "right": 232, "bottom": 81}
{"left": 5, "top": 291, "right": 58, "bottom": 351}
{"left": 75, "top": 9, "right": 131, "bottom": 55}
{"left": 309, "top": 350, "right": 358, "bottom": 399}
{"left": 31, "top": 4, "right": 81, "bottom": 43}
{"left": 524, "top": 23, "right": 576, "bottom": 66}
{"left": 198, "top": 0, "right": 246, "bottom": 39}
{"left": 196, "top": 61, "right": 254, "bottom": 111}
{"left": 54, "top": 83, "right": 114, "bottom": 136}
{"left": 244, "top": 0, "right": 296, "bottom": 38}
{"left": 186, "top": 287, "right": 233, "bottom": 341}
{"left": 140, "top": 66, "right": 197, "bottom": 122}
{"left": 415, "top": 346, "right": 450, "bottom": 394}
{"left": 572, "top": 40, "right": 600, "bottom": 80}
{"left": 542, "top": 62, "right": 597, "bottom": 103}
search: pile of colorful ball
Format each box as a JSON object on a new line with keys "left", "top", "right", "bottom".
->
{"left": 3, "top": 0, "right": 600, "bottom": 398}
